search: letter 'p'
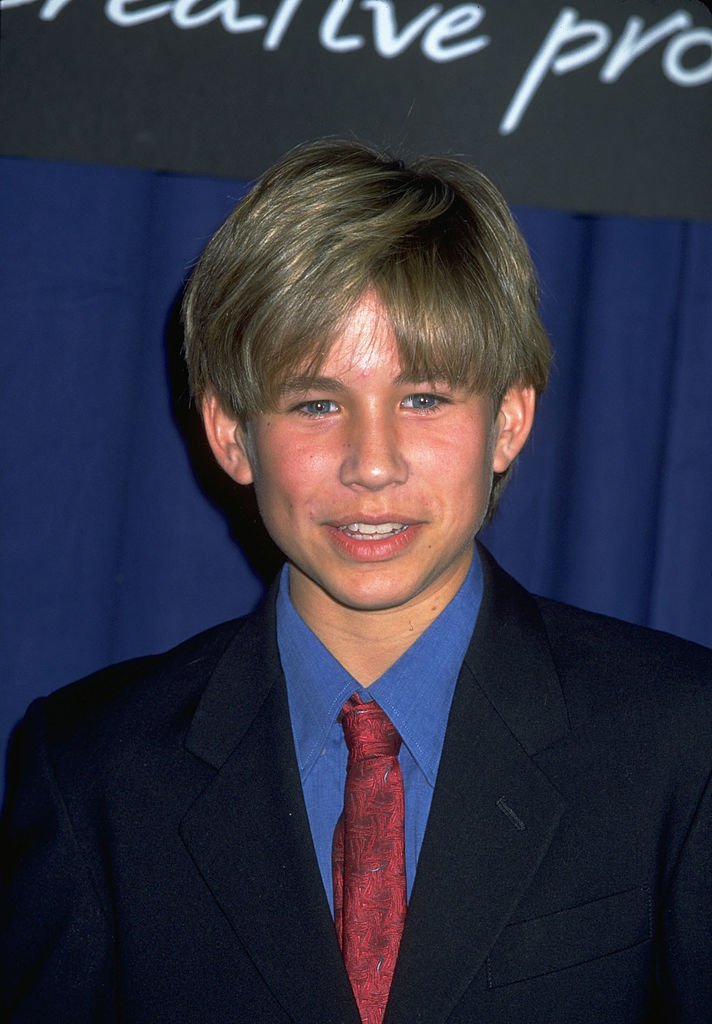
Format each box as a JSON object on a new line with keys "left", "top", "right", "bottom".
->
{"left": 500, "top": 7, "right": 611, "bottom": 134}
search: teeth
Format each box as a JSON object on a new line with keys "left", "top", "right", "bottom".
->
{"left": 340, "top": 522, "right": 407, "bottom": 537}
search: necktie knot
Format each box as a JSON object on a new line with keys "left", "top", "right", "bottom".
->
{"left": 341, "top": 695, "right": 402, "bottom": 762}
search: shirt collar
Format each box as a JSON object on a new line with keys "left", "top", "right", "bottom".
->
{"left": 277, "top": 550, "right": 483, "bottom": 786}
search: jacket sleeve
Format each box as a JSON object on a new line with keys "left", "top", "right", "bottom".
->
{"left": 660, "top": 767, "right": 712, "bottom": 1023}
{"left": 1, "top": 699, "right": 117, "bottom": 1022}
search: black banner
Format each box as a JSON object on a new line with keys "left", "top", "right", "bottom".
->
{"left": 1, "top": 0, "right": 710, "bottom": 218}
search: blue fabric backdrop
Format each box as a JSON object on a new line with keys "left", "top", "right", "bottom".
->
{"left": 2, "top": 155, "right": 711, "bottom": 780}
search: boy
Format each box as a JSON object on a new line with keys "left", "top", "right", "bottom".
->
{"left": 2, "top": 140, "right": 710, "bottom": 1022}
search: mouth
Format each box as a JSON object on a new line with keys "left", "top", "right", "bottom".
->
{"left": 337, "top": 522, "right": 410, "bottom": 539}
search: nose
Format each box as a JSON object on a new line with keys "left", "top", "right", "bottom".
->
{"left": 339, "top": 411, "right": 408, "bottom": 490}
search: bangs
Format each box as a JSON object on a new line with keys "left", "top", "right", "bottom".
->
{"left": 375, "top": 263, "right": 507, "bottom": 400}
{"left": 184, "top": 140, "right": 550, "bottom": 424}
{"left": 244, "top": 281, "right": 502, "bottom": 418}
{"left": 240, "top": 203, "right": 519, "bottom": 413}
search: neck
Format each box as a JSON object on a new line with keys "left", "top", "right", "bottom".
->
{"left": 289, "top": 557, "right": 472, "bottom": 685}
{"left": 302, "top": 606, "right": 429, "bottom": 686}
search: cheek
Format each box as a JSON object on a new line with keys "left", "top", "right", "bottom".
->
{"left": 429, "top": 440, "right": 494, "bottom": 518}
{"left": 253, "top": 442, "right": 329, "bottom": 517}
{"left": 428, "top": 434, "right": 492, "bottom": 481}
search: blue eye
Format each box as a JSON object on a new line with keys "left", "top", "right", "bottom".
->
{"left": 403, "top": 393, "right": 440, "bottom": 410}
{"left": 298, "top": 399, "right": 338, "bottom": 416}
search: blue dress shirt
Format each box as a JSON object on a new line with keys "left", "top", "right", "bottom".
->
{"left": 276, "top": 549, "right": 482, "bottom": 913}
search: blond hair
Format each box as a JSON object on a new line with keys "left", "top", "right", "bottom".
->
{"left": 183, "top": 139, "right": 551, "bottom": 512}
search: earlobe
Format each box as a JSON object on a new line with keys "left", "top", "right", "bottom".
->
{"left": 492, "top": 386, "right": 536, "bottom": 474}
{"left": 201, "top": 392, "right": 255, "bottom": 485}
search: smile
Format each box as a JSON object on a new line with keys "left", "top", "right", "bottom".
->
{"left": 338, "top": 522, "right": 409, "bottom": 539}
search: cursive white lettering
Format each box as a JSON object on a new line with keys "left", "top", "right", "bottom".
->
{"left": 319, "top": 0, "right": 364, "bottom": 53}
{"left": 105, "top": 0, "right": 172, "bottom": 27}
{"left": 421, "top": 4, "right": 489, "bottom": 63}
{"left": 263, "top": 0, "right": 305, "bottom": 50}
{"left": 663, "top": 28, "right": 712, "bottom": 85}
{"left": 3, "top": 0, "right": 710, "bottom": 123}
{"left": 41, "top": 0, "right": 74, "bottom": 18}
{"left": 500, "top": 7, "right": 611, "bottom": 135}
{"left": 600, "top": 12, "right": 691, "bottom": 83}
{"left": 361, "top": 0, "right": 441, "bottom": 59}
{"left": 0, "top": 0, "right": 75, "bottom": 14}
{"left": 170, "top": 0, "right": 265, "bottom": 33}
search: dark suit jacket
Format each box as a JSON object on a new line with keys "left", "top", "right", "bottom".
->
{"left": 2, "top": 548, "right": 711, "bottom": 1023}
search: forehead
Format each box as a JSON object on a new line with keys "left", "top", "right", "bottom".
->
{"left": 268, "top": 287, "right": 480, "bottom": 412}
{"left": 321, "top": 296, "right": 399, "bottom": 377}
{"left": 276, "top": 295, "right": 403, "bottom": 398}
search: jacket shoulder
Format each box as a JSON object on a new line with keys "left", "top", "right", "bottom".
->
{"left": 535, "top": 595, "right": 711, "bottom": 671}
{"left": 12, "top": 614, "right": 258, "bottom": 767}
{"left": 534, "top": 595, "right": 712, "bottom": 725}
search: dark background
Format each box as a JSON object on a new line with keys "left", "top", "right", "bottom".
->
{"left": 1, "top": 0, "right": 711, "bottom": 217}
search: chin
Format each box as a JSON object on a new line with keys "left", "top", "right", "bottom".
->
{"left": 325, "top": 576, "right": 428, "bottom": 614}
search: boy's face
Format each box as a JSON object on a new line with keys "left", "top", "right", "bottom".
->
{"left": 205, "top": 294, "right": 534, "bottom": 633}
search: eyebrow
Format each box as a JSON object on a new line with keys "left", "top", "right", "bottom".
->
{"left": 279, "top": 372, "right": 450, "bottom": 396}
{"left": 279, "top": 375, "right": 346, "bottom": 396}
{"left": 394, "top": 372, "right": 450, "bottom": 387}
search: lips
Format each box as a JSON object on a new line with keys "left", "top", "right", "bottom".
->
{"left": 327, "top": 519, "right": 420, "bottom": 562}
{"left": 338, "top": 522, "right": 409, "bottom": 539}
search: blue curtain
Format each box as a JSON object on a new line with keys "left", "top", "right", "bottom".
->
{"left": 2, "top": 156, "right": 711, "bottom": 775}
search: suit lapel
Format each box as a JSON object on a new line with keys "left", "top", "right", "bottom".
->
{"left": 386, "top": 548, "right": 569, "bottom": 1024}
{"left": 180, "top": 599, "right": 359, "bottom": 1024}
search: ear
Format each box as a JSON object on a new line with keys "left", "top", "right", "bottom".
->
{"left": 201, "top": 392, "right": 255, "bottom": 485}
{"left": 492, "top": 386, "right": 536, "bottom": 474}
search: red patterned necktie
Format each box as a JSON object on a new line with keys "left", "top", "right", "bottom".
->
{"left": 332, "top": 694, "right": 407, "bottom": 1024}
